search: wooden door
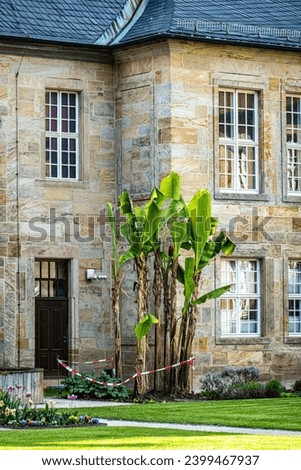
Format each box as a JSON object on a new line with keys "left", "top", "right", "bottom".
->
{"left": 35, "top": 300, "right": 68, "bottom": 377}
{"left": 35, "top": 260, "right": 69, "bottom": 377}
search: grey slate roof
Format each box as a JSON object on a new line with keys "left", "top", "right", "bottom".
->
{"left": 0, "top": 0, "right": 128, "bottom": 45}
{"left": 1, "top": 0, "right": 301, "bottom": 50}
{"left": 115, "top": 0, "right": 301, "bottom": 49}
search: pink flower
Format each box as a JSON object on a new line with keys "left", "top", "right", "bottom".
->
{"left": 67, "top": 394, "right": 78, "bottom": 400}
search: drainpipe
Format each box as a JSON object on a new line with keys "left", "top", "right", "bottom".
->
{"left": 15, "top": 66, "right": 21, "bottom": 368}
{"left": 11, "top": 0, "right": 29, "bottom": 370}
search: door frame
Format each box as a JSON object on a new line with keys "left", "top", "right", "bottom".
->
{"left": 34, "top": 259, "right": 70, "bottom": 378}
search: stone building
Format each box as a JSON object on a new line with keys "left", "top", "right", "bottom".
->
{"left": 0, "top": 0, "right": 301, "bottom": 389}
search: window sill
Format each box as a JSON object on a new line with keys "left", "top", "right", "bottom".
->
{"left": 214, "top": 192, "right": 270, "bottom": 202}
{"left": 35, "top": 179, "right": 89, "bottom": 189}
{"left": 283, "top": 194, "right": 301, "bottom": 203}
{"left": 216, "top": 337, "right": 271, "bottom": 345}
{"left": 284, "top": 336, "right": 301, "bottom": 344}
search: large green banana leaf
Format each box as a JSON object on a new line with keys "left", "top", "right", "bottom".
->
{"left": 187, "top": 189, "right": 212, "bottom": 269}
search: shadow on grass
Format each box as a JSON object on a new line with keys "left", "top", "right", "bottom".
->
{"left": 0, "top": 426, "right": 301, "bottom": 450}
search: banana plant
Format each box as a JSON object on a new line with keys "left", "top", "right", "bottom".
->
{"left": 175, "top": 189, "right": 235, "bottom": 391}
{"left": 106, "top": 202, "right": 126, "bottom": 379}
{"left": 158, "top": 185, "right": 235, "bottom": 392}
{"left": 107, "top": 172, "right": 235, "bottom": 395}
{"left": 118, "top": 172, "right": 186, "bottom": 394}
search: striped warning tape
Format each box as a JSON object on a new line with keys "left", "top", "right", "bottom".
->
{"left": 84, "top": 358, "right": 114, "bottom": 364}
{"left": 57, "top": 356, "right": 195, "bottom": 387}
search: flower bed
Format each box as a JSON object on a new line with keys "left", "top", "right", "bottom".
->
{"left": 0, "top": 388, "right": 106, "bottom": 428}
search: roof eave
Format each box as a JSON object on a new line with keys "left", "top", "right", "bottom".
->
{"left": 116, "top": 31, "right": 301, "bottom": 52}
{"left": 0, "top": 36, "right": 113, "bottom": 63}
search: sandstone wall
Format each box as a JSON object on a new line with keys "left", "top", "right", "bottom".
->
{"left": 115, "top": 40, "right": 301, "bottom": 387}
{"left": 1, "top": 38, "right": 300, "bottom": 388}
{"left": 0, "top": 49, "right": 116, "bottom": 371}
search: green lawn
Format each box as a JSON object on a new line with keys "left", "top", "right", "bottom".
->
{"left": 0, "top": 426, "right": 301, "bottom": 450}
{"left": 76, "top": 397, "right": 301, "bottom": 431}
{"left": 0, "top": 397, "right": 300, "bottom": 450}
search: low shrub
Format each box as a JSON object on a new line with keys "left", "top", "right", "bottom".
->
{"left": 200, "top": 367, "right": 287, "bottom": 400}
{"left": 293, "top": 379, "right": 301, "bottom": 395}
{"left": 222, "top": 380, "right": 266, "bottom": 400}
{"left": 265, "top": 380, "right": 286, "bottom": 398}
{"left": 199, "top": 366, "right": 261, "bottom": 399}
{"left": 60, "top": 371, "right": 129, "bottom": 401}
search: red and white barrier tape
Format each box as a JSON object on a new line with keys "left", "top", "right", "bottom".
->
{"left": 84, "top": 358, "right": 114, "bottom": 366}
{"left": 57, "top": 356, "right": 195, "bottom": 387}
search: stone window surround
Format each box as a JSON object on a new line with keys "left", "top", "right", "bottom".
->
{"left": 213, "top": 75, "right": 270, "bottom": 203}
{"left": 215, "top": 251, "right": 301, "bottom": 346}
{"left": 219, "top": 258, "right": 261, "bottom": 336}
{"left": 282, "top": 83, "right": 301, "bottom": 203}
{"left": 214, "top": 249, "right": 270, "bottom": 346}
{"left": 218, "top": 89, "right": 259, "bottom": 193}
{"left": 37, "top": 78, "right": 89, "bottom": 185}
{"left": 283, "top": 252, "right": 301, "bottom": 344}
{"left": 45, "top": 90, "right": 79, "bottom": 180}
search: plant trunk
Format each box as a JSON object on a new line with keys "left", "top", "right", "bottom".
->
{"left": 112, "top": 274, "right": 123, "bottom": 380}
{"left": 177, "top": 272, "right": 201, "bottom": 393}
{"left": 178, "top": 304, "right": 197, "bottom": 392}
{"left": 134, "top": 254, "right": 149, "bottom": 396}
{"left": 153, "top": 249, "right": 163, "bottom": 391}
{"left": 162, "top": 258, "right": 171, "bottom": 392}
{"left": 169, "top": 253, "right": 179, "bottom": 394}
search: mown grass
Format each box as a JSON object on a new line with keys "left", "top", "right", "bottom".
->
{"left": 76, "top": 397, "right": 301, "bottom": 431}
{"left": 0, "top": 397, "right": 300, "bottom": 450}
{"left": 0, "top": 426, "right": 301, "bottom": 450}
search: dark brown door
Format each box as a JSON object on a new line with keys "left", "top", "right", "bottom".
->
{"left": 35, "top": 260, "right": 69, "bottom": 378}
{"left": 35, "top": 300, "right": 68, "bottom": 377}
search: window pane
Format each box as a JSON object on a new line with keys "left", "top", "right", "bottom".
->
{"left": 288, "top": 260, "right": 301, "bottom": 335}
{"left": 49, "top": 280, "right": 55, "bottom": 297}
{"left": 35, "top": 280, "right": 40, "bottom": 297}
{"left": 70, "top": 166, "right": 76, "bottom": 178}
{"left": 62, "top": 166, "right": 68, "bottom": 178}
{"left": 35, "top": 261, "right": 40, "bottom": 278}
{"left": 35, "top": 260, "right": 68, "bottom": 298}
{"left": 62, "top": 152, "right": 68, "bottom": 164}
{"left": 219, "top": 89, "right": 258, "bottom": 193}
{"left": 57, "top": 262, "right": 67, "bottom": 279}
{"left": 49, "top": 262, "right": 56, "bottom": 279}
{"left": 45, "top": 90, "right": 79, "bottom": 180}
{"left": 41, "top": 280, "right": 48, "bottom": 297}
{"left": 287, "top": 96, "right": 301, "bottom": 194}
{"left": 287, "top": 96, "right": 301, "bottom": 143}
{"left": 219, "top": 91, "right": 234, "bottom": 139}
{"left": 219, "top": 145, "right": 235, "bottom": 189}
{"left": 221, "top": 298, "right": 237, "bottom": 334}
{"left": 289, "top": 261, "right": 301, "bottom": 294}
{"left": 50, "top": 165, "right": 58, "bottom": 178}
{"left": 41, "top": 262, "right": 48, "bottom": 278}
{"left": 70, "top": 139, "right": 76, "bottom": 152}
{"left": 287, "top": 148, "right": 301, "bottom": 192}
{"left": 220, "top": 259, "right": 260, "bottom": 337}
{"left": 221, "top": 259, "right": 237, "bottom": 291}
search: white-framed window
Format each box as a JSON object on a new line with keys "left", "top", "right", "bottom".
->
{"left": 287, "top": 95, "right": 301, "bottom": 194}
{"left": 220, "top": 259, "right": 261, "bottom": 336}
{"left": 45, "top": 91, "right": 79, "bottom": 179}
{"left": 288, "top": 260, "right": 301, "bottom": 335}
{"left": 219, "top": 89, "right": 259, "bottom": 193}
